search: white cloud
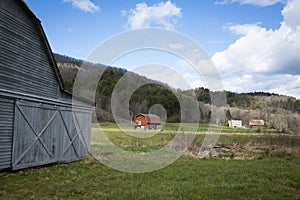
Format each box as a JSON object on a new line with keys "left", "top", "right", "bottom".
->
{"left": 183, "top": 72, "right": 194, "bottom": 80}
{"left": 223, "top": 74, "right": 300, "bottom": 99}
{"left": 191, "top": 79, "right": 208, "bottom": 89}
{"left": 215, "top": 0, "right": 285, "bottom": 7}
{"left": 227, "top": 23, "right": 262, "bottom": 36}
{"left": 63, "top": 0, "right": 100, "bottom": 13}
{"left": 169, "top": 43, "right": 184, "bottom": 50}
{"left": 134, "top": 64, "right": 191, "bottom": 90}
{"left": 282, "top": 0, "right": 300, "bottom": 29}
{"left": 267, "top": 75, "right": 300, "bottom": 98}
{"left": 121, "top": 10, "right": 128, "bottom": 17}
{"left": 123, "top": 1, "right": 182, "bottom": 30}
{"left": 212, "top": 0, "right": 300, "bottom": 98}
{"left": 177, "top": 58, "right": 222, "bottom": 91}
{"left": 183, "top": 73, "right": 208, "bottom": 89}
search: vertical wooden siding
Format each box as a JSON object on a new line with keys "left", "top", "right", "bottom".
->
{"left": 0, "top": 3, "right": 59, "bottom": 99}
{"left": 12, "top": 100, "right": 91, "bottom": 170}
{"left": 0, "top": 97, "right": 14, "bottom": 169}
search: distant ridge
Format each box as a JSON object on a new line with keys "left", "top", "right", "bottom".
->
{"left": 54, "top": 53, "right": 300, "bottom": 133}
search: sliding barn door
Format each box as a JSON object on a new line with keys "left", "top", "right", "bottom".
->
{"left": 12, "top": 100, "right": 90, "bottom": 170}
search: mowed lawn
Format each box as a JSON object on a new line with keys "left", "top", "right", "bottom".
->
{"left": 0, "top": 124, "right": 299, "bottom": 200}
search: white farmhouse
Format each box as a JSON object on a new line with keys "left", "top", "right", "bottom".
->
{"left": 228, "top": 120, "right": 242, "bottom": 128}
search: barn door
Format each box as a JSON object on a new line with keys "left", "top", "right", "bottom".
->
{"left": 12, "top": 101, "right": 59, "bottom": 169}
{"left": 12, "top": 100, "right": 90, "bottom": 170}
{"left": 57, "top": 107, "right": 90, "bottom": 163}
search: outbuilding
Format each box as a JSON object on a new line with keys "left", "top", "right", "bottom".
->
{"left": 249, "top": 119, "right": 265, "bottom": 128}
{"left": 134, "top": 113, "right": 161, "bottom": 130}
{"left": 228, "top": 119, "right": 242, "bottom": 128}
{"left": 0, "top": 0, "right": 92, "bottom": 170}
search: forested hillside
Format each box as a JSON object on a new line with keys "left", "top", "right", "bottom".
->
{"left": 55, "top": 54, "right": 183, "bottom": 122}
{"left": 55, "top": 54, "right": 300, "bottom": 133}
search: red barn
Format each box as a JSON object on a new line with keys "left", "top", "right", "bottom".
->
{"left": 134, "top": 113, "right": 161, "bottom": 130}
{"left": 249, "top": 119, "right": 265, "bottom": 128}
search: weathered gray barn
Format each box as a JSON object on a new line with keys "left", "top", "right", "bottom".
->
{"left": 0, "top": 0, "right": 92, "bottom": 170}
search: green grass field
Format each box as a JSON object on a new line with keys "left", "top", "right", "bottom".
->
{"left": 0, "top": 157, "right": 299, "bottom": 199}
{"left": 92, "top": 124, "right": 299, "bottom": 157}
{"left": 1, "top": 124, "right": 299, "bottom": 200}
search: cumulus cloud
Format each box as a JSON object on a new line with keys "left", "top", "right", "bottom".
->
{"left": 214, "top": 0, "right": 285, "bottom": 7}
{"left": 63, "top": 0, "right": 100, "bottom": 13}
{"left": 212, "top": 0, "right": 300, "bottom": 98}
{"left": 222, "top": 74, "right": 300, "bottom": 98}
{"left": 134, "top": 64, "right": 191, "bottom": 90}
{"left": 227, "top": 23, "right": 262, "bottom": 35}
{"left": 123, "top": 1, "right": 182, "bottom": 30}
{"left": 282, "top": 0, "right": 300, "bottom": 29}
{"left": 177, "top": 57, "right": 223, "bottom": 91}
{"left": 267, "top": 75, "right": 300, "bottom": 98}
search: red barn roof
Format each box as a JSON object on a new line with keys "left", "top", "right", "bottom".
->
{"left": 249, "top": 119, "right": 265, "bottom": 126}
{"left": 136, "top": 113, "right": 161, "bottom": 124}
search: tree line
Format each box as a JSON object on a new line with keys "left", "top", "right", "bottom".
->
{"left": 55, "top": 53, "right": 300, "bottom": 133}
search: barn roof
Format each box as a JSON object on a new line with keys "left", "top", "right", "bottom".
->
{"left": 249, "top": 119, "right": 265, "bottom": 126}
{"left": 20, "top": 0, "right": 38, "bottom": 20}
{"left": 137, "top": 113, "right": 162, "bottom": 124}
{"left": 18, "top": 0, "right": 93, "bottom": 105}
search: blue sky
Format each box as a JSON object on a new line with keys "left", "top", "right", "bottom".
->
{"left": 24, "top": 0, "right": 300, "bottom": 99}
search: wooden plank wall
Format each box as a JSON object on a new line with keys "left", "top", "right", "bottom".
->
{"left": 0, "top": 97, "right": 14, "bottom": 169}
{"left": 12, "top": 100, "right": 91, "bottom": 170}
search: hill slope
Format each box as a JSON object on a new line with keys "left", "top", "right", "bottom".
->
{"left": 54, "top": 53, "right": 300, "bottom": 133}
